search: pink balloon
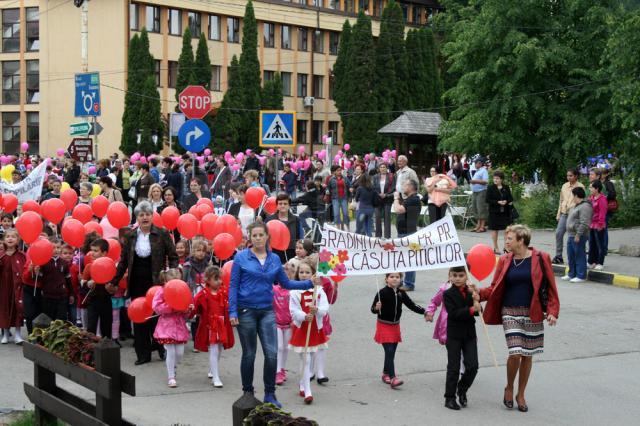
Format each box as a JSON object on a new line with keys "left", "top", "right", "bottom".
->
{"left": 245, "top": 149, "right": 251, "bottom": 155}
{"left": 0, "top": 155, "right": 7, "bottom": 165}
{"left": 130, "top": 152, "right": 141, "bottom": 162}
{"left": 391, "top": 150, "right": 397, "bottom": 158}
{"left": 344, "top": 143, "right": 350, "bottom": 151}
{"left": 268, "top": 149, "right": 275, "bottom": 155}
{"left": 231, "top": 164, "right": 240, "bottom": 171}
{"left": 344, "top": 160, "right": 352, "bottom": 170}
{"left": 235, "top": 153, "right": 244, "bottom": 163}
{"left": 290, "top": 162, "right": 298, "bottom": 172}
{"left": 100, "top": 217, "right": 119, "bottom": 239}
{"left": 317, "top": 150, "right": 326, "bottom": 160}
{"left": 88, "top": 166, "right": 96, "bottom": 174}
{"left": 333, "top": 155, "right": 341, "bottom": 164}
{"left": 204, "top": 148, "right": 211, "bottom": 156}
{"left": 322, "top": 134, "right": 328, "bottom": 142}
{"left": 259, "top": 156, "right": 266, "bottom": 166}
{"left": 303, "top": 159, "right": 311, "bottom": 169}
{"left": 364, "top": 154, "right": 370, "bottom": 161}
{"left": 21, "top": 142, "right": 29, "bottom": 152}
{"left": 298, "top": 146, "right": 305, "bottom": 154}
{"left": 56, "top": 148, "right": 65, "bottom": 157}
{"left": 140, "top": 156, "right": 147, "bottom": 164}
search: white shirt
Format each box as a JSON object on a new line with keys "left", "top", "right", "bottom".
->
{"left": 238, "top": 206, "right": 255, "bottom": 236}
{"left": 135, "top": 228, "right": 152, "bottom": 258}
{"left": 379, "top": 175, "right": 386, "bottom": 194}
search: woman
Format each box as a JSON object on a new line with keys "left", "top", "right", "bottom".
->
{"left": 424, "top": 167, "right": 457, "bottom": 225}
{"left": 135, "top": 164, "right": 154, "bottom": 203}
{"left": 588, "top": 180, "right": 607, "bottom": 270}
{"left": 228, "top": 184, "right": 257, "bottom": 237}
{"left": 157, "top": 186, "right": 184, "bottom": 214}
{"left": 111, "top": 201, "right": 178, "bottom": 365}
{"left": 373, "top": 163, "right": 395, "bottom": 238}
{"left": 165, "top": 163, "right": 183, "bottom": 201}
{"left": 327, "top": 165, "right": 351, "bottom": 231}
{"left": 355, "top": 173, "right": 376, "bottom": 236}
{"left": 96, "top": 159, "right": 111, "bottom": 178}
{"left": 486, "top": 170, "right": 513, "bottom": 254}
{"left": 148, "top": 183, "right": 164, "bottom": 212}
{"left": 183, "top": 178, "right": 212, "bottom": 211}
{"left": 115, "top": 159, "right": 132, "bottom": 204}
{"left": 63, "top": 158, "right": 81, "bottom": 192}
{"left": 210, "top": 158, "right": 231, "bottom": 197}
{"left": 264, "top": 193, "right": 303, "bottom": 263}
{"left": 78, "top": 182, "right": 94, "bottom": 204}
{"left": 478, "top": 225, "right": 559, "bottom": 412}
{"left": 228, "top": 222, "right": 315, "bottom": 408}
{"left": 99, "top": 176, "right": 123, "bottom": 202}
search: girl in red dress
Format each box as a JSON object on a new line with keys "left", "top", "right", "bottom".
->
{"left": 194, "top": 265, "right": 234, "bottom": 388}
{"left": 0, "top": 229, "right": 26, "bottom": 344}
{"left": 288, "top": 260, "right": 329, "bottom": 404}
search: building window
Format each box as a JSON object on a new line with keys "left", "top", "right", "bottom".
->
{"left": 312, "top": 0, "right": 322, "bottom": 6}
{"left": 312, "top": 121, "right": 323, "bottom": 145}
{"left": 2, "top": 61, "right": 20, "bottom": 105}
{"left": 329, "top": 121, "right": 339, "bottom": 145}
{"left": 263, "top": 70, "right": 275, "bottom": 83}
{"left": 263, "top": 22, "right": 275, "bottom": 48}
{"left": 297, "top": 73, "right": 308, "bottom": 98}
{"left": 130, "top": 4, "right": 139, "bottom": 30}
{"left": 328, "top": 0, "right": 339, "bottom": 10}
{"left": 281, "top": 25, "right": 291, "bottom": 49}
{"left": 313, "top": 30, "right": 324, "bottom": 53}
{"left": 298, "top": 27, "right": 308, "bottom": 51}
{"left": 2, "top": 112, "right": 20, "bottom": 153}
{"left": 298, "top": 0, "right": 307, "bottom": 5}
{"left": 154, "top": 60, "right": 161, "bottom": 86}
{"left": 345, "top": 0, "right": 355, "bottom": 13}
{"left": 189, "top": 12, "right": 201, "bottom": 37}
{"left": 358, "top": 0, "right": 369, "bottom": 14}
{"left": 426, "top": 8, "right": 434, "bottom": 24}
{"left": 168, "top": 9, "right": 182, "bottom": 35}
{"left": 281, "top": 72, "right": 292, "bottom": 96}
{"left": 297, "top": 120, "right": 307, "bottom": 145}
{"left": 27, "top": 112, "right": 39, "bottom": 150}
{"left": 329, "top": 32, "right": 340, "bottom": 55}
{"left": 373, "top": 0, "right": 384, "bottom": 17}
{"left": 168, "top": 61, "right": 178, "bottom": 88}
{"left": 2, "top": 9, "right": 20, "bottom": 53}
{"left": 412, "top": 6, "right": 421, "bottom": 25}
{"left": 209, "top": 15, "right": 221, "bottom": 40}
{"left": 146, "top": 6, "right": 161, "bottom": 33}
{"left": 227, "top": 17, "right": 240, "bottom": 43}
{"left": 26, "top": 8, "right": 39, "bottom": 51}
{"left": 211, "top": 65, "right": 221, "bottom": 91}
{"left": 312, "top": 75, "right": 324, "bottom": 99}
{"left": 401, "top": 4, "right": 408, "bottom": 22}
{"left": 26, "top": 60, "right": 39, "bottom": 104}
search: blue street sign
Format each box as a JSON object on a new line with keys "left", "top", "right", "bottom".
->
{"left": 75, "top": 72, "right": 101, "bottom": 117}
{"left": 178, "top": 119, "right": 211, "bottom": 153}
{"left": 260, "top": 111, "right": 296, "bottom": 147}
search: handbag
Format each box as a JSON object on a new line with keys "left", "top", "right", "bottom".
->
{"left": 537, "top": 252, "right": 549, "bottom": 314}
{"left": 128, "top": 185, "right": 137, "bottom": 199}
{"left": 510, "top": 205, "right": 520, "bottom": 221}
{"left": 607, "top": 199, "right": 618, "bottom": 213}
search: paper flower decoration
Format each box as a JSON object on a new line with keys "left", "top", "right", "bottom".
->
{"left": 318, "top": 262, "right": 331, "bottom": 274}
{"left": 328, "top": 256, "right": 339, "bottom": 269}
{"left": 333, "top": 263, "right": 346, "bottom": 275}
{"left": 409, "top": 242, "right": 421, "bottom": 251}
{"left": 383, "top": 242, "right": 396, "bottom": 251}
{"left": 337, "top": 250, "right": 349, "bottom": 263}
{"left": 319, "top": 249, "right": 332, "bottom": 263}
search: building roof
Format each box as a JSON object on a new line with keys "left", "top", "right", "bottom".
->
{"left": 377, "top": 111, "right": 442, "bottom": 136}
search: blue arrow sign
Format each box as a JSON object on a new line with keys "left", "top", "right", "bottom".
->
{"left": 178, "top": 119, "right": 211, "bottom": 153}
{"left": 75, "top": 73, "right": 101, "bottom": 117}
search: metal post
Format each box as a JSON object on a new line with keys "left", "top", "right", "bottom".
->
{"left": 93, "top": 116, "right": 98, "bottom": 161}
{"left": 81, "top": 1, "right": 88, "bottom": 73}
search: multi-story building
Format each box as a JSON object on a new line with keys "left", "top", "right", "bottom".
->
{"left": 0, "top": 0, "right": 440, "bottom": 158}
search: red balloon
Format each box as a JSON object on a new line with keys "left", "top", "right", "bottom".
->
{"left": 84, "top": 221, "right": 104, "bottom": 237}
{"left": 72, "top": 203, "right": 94, "bottom": 224}
{"left": 91, "top": 195, "right": 109, "bottom": 218}
{"left": 61, "top": 219, "right": 85, "bottom": 248}
{"left": 467, "top": 244, "right": 496, "bottom": 281}
{"left": 188, "top": 205, "right": 203, "bottom": 220}
{"left": 221, "top": 260, "right": 234, "bottom": 289}
{"left": 213, "top": 233, "right": 236, "bottom": 260}
{"left": 213, "top": 214, "right": 238, "bottom": 236}
{"left": 331, "top": 275, "right": 346, "bottom": 283}
{"left": 231, "top": 225, "right": 243, "bottom": 246}
{"left": 128, "top": 297, "right": 153, "bottom": 323}
{"left": 106, "top": 201, "right": 130, "bottom": 229}
{"left": 41, "top": 198, "right": 66, "bottom": 224}
{"left": 201, "top": 213, "right": 219, "bottom": 239}
{"left": 91, "top": 257, "right": 116, "bottom": 284}
{"left": 1, "top": 194, "right": 18, "bottom": 213}
{"left": 266, "top": 220, "right": 290, "bottom": 251}
{"left": 152, "top": 211, "right": 164, "bottom": 228}
{"left": 28, "top": 239, "right": 54, "bottom": 266}
{"left": 197, "top": 203, "right": 212, "bottom": 217}
{"left": 161, "top": 206, "right": 180, "bottom": 230}
{"left": 196, "top": 197, "right": 214, "bottom": 208}
{"left": 164, "top": 279, "right": 192, "bottom": 311}
{"left": 60, "top": 189, "right": 78, "bottom": 211}
{"left": 146, "top": 285, "right": 162, "bottom": 309}
{"left": 245, "top": 186, "right": 266, "bottom": 209}
{"left": 263, "top": 196, "right": 277, "bottom": 215}
{"left": 22, "top": 200, "right": 41, "bottom": 214}
{"left": 107, "top": 238, "right": 121, "bottom": 262}
{"left": 15, "top": 211, "right": 43, "bottom": 244}
{"left": 177, "top": 213, "right": 198, "bottom": 239}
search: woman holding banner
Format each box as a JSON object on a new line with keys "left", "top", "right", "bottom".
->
{"left": 478, "top": 224, "right": 560, "bottom": 412}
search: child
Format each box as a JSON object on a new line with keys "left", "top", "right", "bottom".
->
{"left": 152, "top": 268, "right": 191, "bottom": 388}
{"left": 0, "top": 229, "right": 26, "bottom": 344}
{"left": 81, "top": 238, "right": 116, "bottom": 338}
{"left": 183, "top": 239, "right": 211, "bottom": 344}
{"left": 110, "top": 254, "right": 128, "bottom": 347}
{"left": 294, "top": 239, "right": 314, "bottom": 262}
{"left": 76, "top": 232, "right": 101, "bottom": 329}
{"left": 175, "top": 239, "right": 189, "bottom": 266}
{"left": 33, "top": 238, "right": 72, "bottom": 321}
{"left": 314, "top": 273, "right": 338, "bottom": 384}
{"left": 0, "top": 213, "right": 13, "bottom": 238}
{"left": 371, "top": 272, "right": 427, "bottom": 388}
{"left": 274, "top": 277, "right": 292, "bottom": 386}
{"left": 288, "top": 260, "right": 329, "bottom": 404}
{"left": 60, "top": 244, "right": 78, "bottom": 325}
{"left": 442, "top": 266, "right": 480, "bottom": 410}
{"left": 193, "top": 265, "right": 234, "bottom": 388}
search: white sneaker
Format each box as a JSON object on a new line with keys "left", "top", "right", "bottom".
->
{"left": 212, "top": 378, "right": 223, "bottom": 388}
{"left": 594, "top": 265, "right": 604, "bottom": 271}
{"left": 168, "top": 378, "right": 177, "bottom": 388}
{"left": 561, "top": 275, "right": 571, "bottom": 281}
{"left": 207, "top": 372, "right": 214, "bottom": 378}
{"left": 0, "top": 335, "right": 8, "bottom": 344}
{"left": 570, "top": 277, "right": 586, "bottom": 283}
{"left": 588, "top": 264, "right": 595, "bottom": 269}
{"left": 14, "top": 335, "right": 24, "bottom": 345}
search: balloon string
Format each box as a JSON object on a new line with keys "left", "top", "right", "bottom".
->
{"left": 34, "top": 275, "right": 38, "bottom": 297}
{"left": 256, "top": 195, "right": 268, "bottom": 217}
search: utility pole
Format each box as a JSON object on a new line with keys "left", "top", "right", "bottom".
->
{"left": 309, "top": 8, "right": 320, "bottom": 157}
{"left": 77, "top": 0, "right": 99, "bottom": 161}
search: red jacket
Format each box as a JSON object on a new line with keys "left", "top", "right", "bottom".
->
{"left": 479, "top": 248, "right": 560, "bottom": 325}
{"left": 193, "top": 289, "right": 234, "bottom": 352}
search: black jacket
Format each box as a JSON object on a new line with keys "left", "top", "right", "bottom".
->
{"left": 371, "top": 286, "right": 425, "bottom": 324}
{"left": 486, "top": 184, "right": 513, "bottom": 214}
{"left": 244, "top": 156, "right": 261, "bottom": 173}
{"left": 292, "top": 188, "right": 321, "bottom": 213}
{"left": 372, "top": 173, "right": 395, "bottom": 205}
{"left": 443, "top": 285, "right": 478, "bottom": 340}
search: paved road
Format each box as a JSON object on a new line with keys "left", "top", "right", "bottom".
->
{"left": 1, "top": 267, "right": 639, "bottom": 425}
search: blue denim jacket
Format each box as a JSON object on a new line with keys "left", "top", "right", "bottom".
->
{"left": 228, "top": 249, "right": 312, "bottom": 318}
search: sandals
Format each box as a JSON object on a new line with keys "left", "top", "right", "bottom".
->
{"left": 503, "top": 387, "right": 513, "bottom": 409}
{"left": 516, "top": 394, "right": 528, "bottom": 412}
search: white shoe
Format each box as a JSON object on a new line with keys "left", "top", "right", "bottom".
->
{"left": 588, "top": 264, "right": 595, "bottom": 269}
{"left": 0, "top": 335, "right": 7, "bottom": 344}
{"left": 168, "top": 378, "right": 177, "bottom": 388}
{"left": 561, "top": 275, "right": 570, "bottom": 281}
{"left": 570, "top": 277, "right": 586, "bottom": 283}
{"left": 594, "top": 265, "right": 604, "bottom": 271}
{"left": 207, "top": 372, "right": 214, "bottom": 378}
{"left": 212, "top": 378, "right": 223, "bottom": 388}
{"left": 14, "top": 335, "right": 24, "bottom": 345}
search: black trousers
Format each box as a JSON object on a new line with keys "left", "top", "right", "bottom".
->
{"left": 428, "top": 203, "right": 447, "bottom": 224}
{"left": 87, "top": 296, "right": 112, "bottom": 339}
{"left": 382, "top": 343, "right": 398, "bottom": 378}
{"left": 445, "top": 337, "right": 479, "bottom": 398}
{"left": 375, "top": 204, "right": 392, "bottom": 238}
{"left": 130, "top": 254, "right": 161, "bottom": 361}
{"left": 42, "top": 297, "right": 68, "bottom": 322}
{"left": 22, "top": 286, "right": 42, "bottom": 334}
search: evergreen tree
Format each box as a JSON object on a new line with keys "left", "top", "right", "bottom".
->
{"left": 138, "top": 28, "right": 154, "bottom": 76}
{"left": 214, "top": 56, "right": 243, "bottom": 153}
{"left": 173, "top": 27, "right": 196, "bottom": 153}
{"left": 194, "top": 32, "right": 212, "bottom": 89}
{"left": 261, "top": 73, "right": 284, "bottom": 110}
{"left": 420, "top": 28, "right": 442, "bottom": 109}
{"left": 239, "top": 0, "right": 261, "bottom": 150}
{"left": 332, "top": 20, "right": 352, "bottom": 130}
{"left": 138, "top": 75, "right": 164, "bottom": 155}
{"left": 120, "top": 34, "right": 141, "bottom": 155}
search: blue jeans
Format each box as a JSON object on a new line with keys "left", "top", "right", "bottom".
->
{"left": 332, "top": 198, "right": 349, "bottom": 226}
{"left": 567, "top": 235, "right": 587, "bottom": 279}
{"left": 356, "top": 207, "right": 374, "bottom": 236}
{"left": 397, "top": 232, "right": 416, "bottom": 289}
{"left": 237, "top": 308, "right": 278, "bottom": 394}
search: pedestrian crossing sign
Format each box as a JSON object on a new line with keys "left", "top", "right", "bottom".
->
{"left": 259, "top": 110, "right": 296, "bottom": 148}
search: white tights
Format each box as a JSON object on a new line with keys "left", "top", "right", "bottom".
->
{"left": 209, "top": 344, "right": 222, "bottom": 381}
{"left": 2, "top": 328, "right": 22, "bottom": 341}
{"left": 298, "top": 353, "right": 313, "bottom": 397}
{"left": 314, "top": 348, "right": 327, "bottom": 379}
{"left": 277, "top": 328, "right": 292, "bottom": 372}
{"left": 164, "top": 344, "right": 185, "bottom": 380}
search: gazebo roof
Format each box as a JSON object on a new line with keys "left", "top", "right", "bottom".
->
{"left": 377, "top": 111, "right": 442, "bottom": 136}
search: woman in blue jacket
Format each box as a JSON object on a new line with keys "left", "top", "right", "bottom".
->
{"left": 229, "top": 222, "right": 315, "bottom": 408}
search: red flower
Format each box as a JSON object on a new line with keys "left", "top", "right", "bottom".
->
{"left": 337, "top": 250, "right": 349, "bottom": 263}
{"left": 383, "top": 242, "right": 396, "bottom": 251}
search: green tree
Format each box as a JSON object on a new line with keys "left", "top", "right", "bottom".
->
{"left": 194, "top": 32, "right": 212, "bottom": 89}
{"left": 332, "top": 20, "right": 352, "bottom": 131}
{"left": 214, "top": 56, "right": 243, "bottom": 153}
{"left": 239, "top": 0, "right": 261, "bottom": 150}
{"left": 173, "top": 27, "right": 196, "bottom": 153}
{"left": 138, "top": 75, "right": 164, "bottom": 155}
{"left": 261, "top": 73, "right": 284, "bottom": 110}
{"left": 120, "top": 33, "right": 141, "bottom": 155}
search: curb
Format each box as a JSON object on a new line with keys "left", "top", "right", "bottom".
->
{"left": 550, "top": 264, "right": 640, "bottom": 289}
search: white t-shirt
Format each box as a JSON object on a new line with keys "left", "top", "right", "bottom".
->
{"left": 238, "top": 206, "right": 255, "bottom": 236}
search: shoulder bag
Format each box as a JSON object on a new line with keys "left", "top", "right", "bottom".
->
{"left": 537, "top": 252, "right": 549, "bottom": 313}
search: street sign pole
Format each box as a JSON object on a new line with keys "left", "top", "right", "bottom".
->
{"left": 93, "top": 116, "right": 98, "bottom": 161}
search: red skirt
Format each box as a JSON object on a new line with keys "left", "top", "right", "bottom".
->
{"left": 289, "top": 321, "right": 328, "bottom": 352}
{"left": 374, "top": 321, "right": 402, "bottom": 344}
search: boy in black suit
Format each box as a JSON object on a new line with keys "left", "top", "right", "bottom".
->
{"left": 443, "top": 266, "right": 480, "bottom": 410}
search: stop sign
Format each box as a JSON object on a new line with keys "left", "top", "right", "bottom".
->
{"left": 179, "top": 85, "right": 212, "bottom": 119}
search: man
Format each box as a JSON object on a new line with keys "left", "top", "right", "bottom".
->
{"left": 469, "top": 157, "right": 489, "bottom": 232}
{"left": 12, "top": 170, "right": 22, "bottom": 184}
{"left": 553, "top": 168, "right": 584, "bottom": 264}
{"left": 366, "top": 153, "right": 378, "bottom": 176}
{"left": 561, "top": 187, "right": 592, "bottom": 283}
{"left": 148, "top": 158, "right": 160, "bottom": 183}
{"left": 395, "top": 155, "right": 419, "bottom": 195}
{"left": 244, "top": 150, "right": 261, "bottom": 173}
{"left": 393, "top": 180, "right": 421, "bottom": 291}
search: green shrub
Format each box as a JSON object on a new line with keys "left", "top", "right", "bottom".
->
{"left": 514, "top": 185, "right": 559, "bottom": 229}
{"left": 8, "top": 411, "right": 65, "bottom": 426}
{"left": 609, "top": 180, "right": 640, "bottom": 228}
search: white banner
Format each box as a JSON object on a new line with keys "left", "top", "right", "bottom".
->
{"left": 317, "top": 215, "right": 466, "bottom": 276}
{"left": 0, "top": 160, "right": 48, "bottom": 203}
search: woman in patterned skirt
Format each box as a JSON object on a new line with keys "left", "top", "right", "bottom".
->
{"left": 477, "top": 225, "right": 560, "bottom": 412}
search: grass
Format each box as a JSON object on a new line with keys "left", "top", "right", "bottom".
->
{"left": 7, "top": 411, "right": 66, "bottom": 426}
